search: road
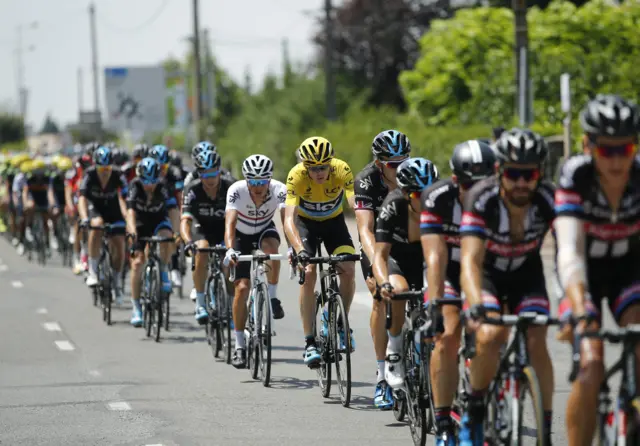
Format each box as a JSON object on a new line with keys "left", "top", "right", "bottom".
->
{"left": 0, "top": 219, "right": 621, "bottom": 446}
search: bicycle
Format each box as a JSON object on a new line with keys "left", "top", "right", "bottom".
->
{"left": 192, "top": 245, "right": 233, "bottom": 363}
{"left": 295, "top": 249, "right": 360, "bottom": 408}
{"left": 569, "top": 322, "right": 640, "bottom": 445}
{"left": 386, "top": 293, "right": 463, "bottom": 446}
{"left": 136, "top": 236, "right": 175, "bottom": 342}
{"left": 26, "top": 209, "right": 47, "bottom": 266}
{"left": 230, "top": 251, "right": 284, "bottom": 387}
{"left": 175, "top": 239, "right": 187, "bottom": 299}
{"left": 86, "top": 223, "right": 118, "bottom": 326}
{"left": 455, "top": 310, "right": 560, "bottom": 446}
{"left": 54, "top": 212, "right": 73, "bottom": 267}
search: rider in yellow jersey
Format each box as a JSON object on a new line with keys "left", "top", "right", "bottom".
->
{"left": 284, "top": 136, "right": 358, "bottom": 367}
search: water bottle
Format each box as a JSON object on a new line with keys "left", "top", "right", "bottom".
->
{"left": 322, "top": 303, "right": 329, "bottom": 337}
{"left": 413, "top": 331, "right": 422, "bottom": 365}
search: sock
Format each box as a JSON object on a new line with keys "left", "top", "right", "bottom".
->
{"left": 113, "top": 272, "right": 121, "bottom": 289}
{"left": 434, "top": 407, "right": 452, "bottom": 433}
{"left": 195, "top": 292, "right": 206, "bottom": 308}
{"left": 88, "top": 257, "right": 99, "bottom": 274}
{"left": 235, "top": 330, "right": 246, "bottom": 349}
{"left": 305, "top": 335, "right": 315, "bottom": 347}
{"left": 131, "top": 299, "right": 141, "bottom": 311}
{"left": 171, "top": 253, "right": 179, "bottom": 270}
{"left": 376, "top": 360, "right": 385, "bottom": 383}
{"left": 386, "top": 332, "right": 403, "bottom": 353}
{"left": 544, "top": 410, "right": 553, "bottom": 435}
{"left": 268, "top": 283, "right": 278, "bottom": 299}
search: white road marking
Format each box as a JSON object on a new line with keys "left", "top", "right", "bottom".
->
{"left": 11, "top": 280, "right": 23, "bottom": 288}
{"left": 107, "top": 401, "right": 131, "bottom": 411}
{"left": 36, "top": 308, "right": 48, "bottom": 314}
{"left": 144, "top": 444, "right": 164, "bottom": 446}
{"left": 88, "top": 370, "right": 101, "bottom": 377}
{"left": 353, "top": 291, "right": 373, "bottom": 309}
{"left": 43, "top": 322, "right": 62, "bottom": 331}
{"left": 54, "top": 340, "right": 75, "bottom": 351}
{"left": 0, "top": 265, "right": 8, "bottom": 272}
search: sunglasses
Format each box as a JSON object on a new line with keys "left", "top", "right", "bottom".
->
{"left": 97, "top": 165, "right": 112, "bottom": 172}
{"left": 502, "top": 167, "right": 541, "bottom": 182}
{"left": 594, "top": 143, "right": 637, "bottom": 158}
{"left": 141, "top": 177, "right": 158, "bottom": 185}
{"left": 379, "top": 158, "right": 407, "bottom": 169}
{"left": 307, "top": 165, "right": 330, "bottom": 173}
{"left": 247, "top": 178, "right": 269, "bottom": 186}
{"left": 200, "top": 170, "right": 221, "bottom": 179}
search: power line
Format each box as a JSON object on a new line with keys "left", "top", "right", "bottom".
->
{"left": 98, "top": 0, "right": 170, "bottom": 33}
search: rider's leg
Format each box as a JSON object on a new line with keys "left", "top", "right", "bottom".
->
{"left": 129, "top": 246, "right": 146, "bottom": 326}
{"left": 109, "top": 233, "right": 126, "bottom": 302}
{"left": 87, "top": 217, "right": 104, "bottom": 285}
{"left": 191, "top": 238, "right": 210, "bottom": 322}
{"left": 384, "top": 273, "right": 409, "bottom": 389}
{"left": 156, "top": 228, "right": 173, "bottom": 292}
{"left": 231, "top": 278, "right": 251, "bottom": 368}
{"left": 336, "top": 261, "right": 356, "bottom": 312}
{"left": 260, "top": 235, "right": 284, "bottom": 319}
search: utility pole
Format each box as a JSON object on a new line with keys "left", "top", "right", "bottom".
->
{"left": 282, "top": 37, "right": 291, "bottom": 88}
{"left": 324, "top": 0, "right": 336, "bottom": 121}
{"left": 192, "top": 0, "right": 204, "bottom": 141}
{"left": 77, "top": 67, "right": 84, "bottom": 116}
{"left": 203, "top": 28, "right": 216, "bottom": 119}
{"left": 513, "top": 0, "right": 531, "bottom": 126}
{"left": 89, "top": 3, "right": 100, "bottom": 115}
{"left": 15, "top": 22, "right": 37, "bottom": 139}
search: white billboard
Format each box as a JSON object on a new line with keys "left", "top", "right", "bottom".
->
{"left": 104, "top": 66, "right": 167, "bottom": 135}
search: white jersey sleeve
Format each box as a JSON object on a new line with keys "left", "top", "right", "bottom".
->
{"left": 272, "top": 179, "right": 287, "bottom": 209}
{"left": 226, "top": 181, "right": 243, "bottom": 211}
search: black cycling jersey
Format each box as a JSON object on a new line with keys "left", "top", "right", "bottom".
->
{"left": 49, "top": 171, "right": 67, "bottom": 206}
{"left": 162, "top": 165, "right": 185, "bottom": 196}
{"left": 182, "top": 177, "right": 234, "bottom": 236}
{"left": 375, "top": 189, "right": 422, "bottom": 262}
{"left": 353, "top": 162, "right": 389, "bottom": 218}
{"left": 460, "top": 176, "right": 555, "bottom": 274}
{"left": 79, "top": 166, "right": 127, "bottom": 211}
{"left": 126, "top": 177, "right": 177, "bottom": 221}
{"left": 25, "top": 171, "right": 50, "bottom": 203}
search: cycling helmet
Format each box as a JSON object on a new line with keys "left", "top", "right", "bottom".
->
{"left": 580, "top": 94, "right": 640, "bottom": 137}
{"left": 192, "top": 141, "right": 216, "bottom": 161}
{"left": 150, "top": 145, "right": 170, "bottom": 165}
{"left": 85, "top": 141, "right": 100, "bottom": 158}
{"left": 298, "top": 136, "right": 334, "bottom": 166}
{"left": 242, "top": 154, "right": 273, "bottom": 179}
{"left": 396, "top": 157, "right": 439, "bottom": 192}
{"left": 11, "top": 153, "right": 30, "bottom": 168}
{"left": 79, "top": 153, "right": 93, "bottom": 168}
{"left": 133, "top": 143, "right": 149, "bottom": 159}
{"left": 494, "top": 128, "right": 547, "bottom": 165}
{"left": 372, "top": 130, "right": 411, "bottom": 159}
{"left": 450, "top": 139, "right": 496, "bottom": 182}
{"left": 136, "top": 157, "right": 160, "bottom": 183}
{"left": 57, "top": 157, "right": 73, "bottom": 172}
{"left": 31, "top": 159, "right": 46, "bottom": 172}
{"left": 194, "top": 149, "right": 221, "bottom": 170}
{"left": 94, "top": 146, "right": 113, "bottom": 166}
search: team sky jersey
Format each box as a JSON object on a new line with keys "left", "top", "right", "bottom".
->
{"left": 49, "top": 171, "right": 68, "bottom": 206}
{"left": 25, "top": 171, "right": 50, "bottom": 202}
{"left": 353, "top": 162, "right": 389, "bottom": 218}
{"left": 555, "top": 154, "right": 640, "bottom": 263}
{"left": 181, "top": 176, "right": 235, "bottom": 234}
{"left": 375, "top": 189, "right": 422, "bottom": 261}
{"left": 285, "top": 158, "right": 355, "bottom": 221}
{"left": 79, "top": 166, "right": 128, "bottom": 214}
{"left": 162, "top": 165, "right": 185, "bottom": 196}
{"left": 460, "top": 176, "right": 555, "bottom": 273}
{"left": 183, "top": 168, "right": 236, "bottom": 188}
{"left": 225, "top": 179, "right": 286, "bottom": 235}
{"left": 126, "top": 177, "right": 178, "bottom": 221}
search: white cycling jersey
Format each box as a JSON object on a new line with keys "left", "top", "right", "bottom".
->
{"left": 225, "top": 179, "right": 286, "bottom": 235}
{"left": 12, "top": 173, "right": 26, "bottom": 203}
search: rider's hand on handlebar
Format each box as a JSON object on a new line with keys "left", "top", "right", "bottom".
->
{"left": 79, "top": 218, "right": 89, "bottom": 228}
{"left": 464, "top": 304, "right": 486, "bottom": 333}
{"left": 184, "top": 241, "right": 196, "bottom": 257}
{"left": 379, "top": 282, "right": 394, "bottom": 302}
{"left": 287, "top": 247, "right": 294, "bottom": 265}
{"left": 296, "top": 250, "right": 310, "bottom": 269}
{"left": 224, "top": 248, "right": 239, "bottom": 267}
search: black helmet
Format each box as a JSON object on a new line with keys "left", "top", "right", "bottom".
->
{"left": 450, "top": 139, "right": 496, "bottom": 182}
{"left": 494, "top": 128, "right": 547, "bottom": 165}
{"left": 133, "top": 143, "right": 149, "bottom": 159}
{"left": 580, "top": 94, "right": 640, "bottom": 138}
{"left": 85, "top": 141, "right": 100, "bottom": 158}
{"left": 371, "top": 130, "right": 411, "bottom": 159}
{"left": 396, "top": 157, "right": 439, "bottom": 192}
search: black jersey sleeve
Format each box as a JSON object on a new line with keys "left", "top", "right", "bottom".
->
{"left": 536, "top": 181, "right": 557, "bottom": 226}
{"left": 459, "top": 180, "right": 494, "bottom": 239}
{"left": 420, "top": 180, "right": 451, "bottom": 235}
{"left": 78, "top": 170, "right": 93, "bottom": 197}
{"left": 375, "top": 193, "right": 402, "bottom": 244}
{"left": 181, "top": 183, "right": 197, "bottom": 217}
{"left": 555, "top": 154, "right": 590, "bottom": 218}
{"left": 161, "top": 182, "right": 178, "bottom": 209}
{"left": 353, "top": 169, "right": 377, "bottom": 211}
{"left": 169, "top": 166, "right": 184, "bottom": 191}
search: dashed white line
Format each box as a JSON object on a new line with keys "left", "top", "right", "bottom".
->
{"left": 54, "top": 340, "right": 75, "bottom": 351}
{"left": 145, "top": 444, "right": 164, "bottom": 446}
{"left": 36, "top": 308, "right": 48, "bottom": 314}
{"left": 11, "top": 280, "right": 23, "bottom": 288}
{"left": 43, "top": 322, "right": 62, "bottom": 332}
{"left": 88, "top": 370, "right": 101, "bottom": 377}
{"left": 107, "top": 401, "right": 131, "bottom": 411}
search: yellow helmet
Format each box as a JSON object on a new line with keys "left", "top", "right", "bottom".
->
{"left": 11, "top": 153, "right": 30, "bottom": 168}
{"left": 20, "top": 160, "right": 33, "bottom": 173}
{"left": 298, "top": 136, "right": 334, "bottom": 166}
{"left": 57, "top": 157, "right": 73, "bottom": 171}
{"left": 31, "top": 159, "right": 46, "bottom": 171}
{"left": 51, "top": 154, "right": 63, "bottom": 167}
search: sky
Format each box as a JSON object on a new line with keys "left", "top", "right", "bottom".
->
{"left": 0, "top": 0, "right": 328, "bottom": 130}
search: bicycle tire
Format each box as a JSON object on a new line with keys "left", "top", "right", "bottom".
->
{"left": 331, "top": 293, "right": 351, "bottom": 407}
{"left": 216, "top": 274, "right": 232, "bottom": 364}
{"left": 513, "top": 365, "right": 545, "bottom": 446}
{"left": 104, "top": 285, "right": 112, "bottom": 326}
{"left": 257, "top": 285, "right": 272, "bottom": 387}
{"left": 314, "top": 294, "right": 332, "bottom": 398}
{"left": 205, "top": 276, "right": 220, "bottom": 357}
{"left": 422, "top": 341, "right": 436, "bottom": 433}
{"left": 163, "top": 289, "right": 170, "bottom": 331}
{"left": 248, "top": 295, "right": 258, "bottom": 379}
{"left": 404, "top": 329, "right": 428, "bottom": 446}
{"left": 152, "top": 267, "right": 163, "bottom": 342}
{"left": 393, "top": 390, "right": 407, "bottom": 421}
{"left": 177, "top": 247, "right": 186, "bottom": 299}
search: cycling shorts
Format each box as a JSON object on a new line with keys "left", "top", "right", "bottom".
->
{"left": 88, "top": 204, "right": 126, "bottom": 235}
{"left": 295, "top": 213, "right": 354, "bottom": 256}
{"left": 132, "top": 218, "right": 173, "bottom": 252}
{"left": 424, "top": 262, "right": 462, "bottom": 307}
{"left": 231, "top": 222, "right": 280, "bottom": 280}
{"left": 192, "top": 225, "right": 225, "bottom": 249}
{"left": 388, "top": 254, "right": 424, "bottom": 292}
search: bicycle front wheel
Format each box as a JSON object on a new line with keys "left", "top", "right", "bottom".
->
{"left": 513, "top": 366, "right": 545, "bottom": 446}
{"left": 314, "top": 293, "right": 332, "bottom": 398}
{"left": 404, "top": 329, "right": 428, "bottom": 446}
{"left": 257, "top": 286, "right": 272, "bottom": 387}
{"left": 216, "top": 274, "right": 232, "bottom": 364}
{"left": 331, "top": 294, "right": 351, "bottom": 407}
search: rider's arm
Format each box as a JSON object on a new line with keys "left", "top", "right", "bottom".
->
{"left": 459, "top": 186, "right": 490, "bottom": 307}
{"left": 77, "top": 172, "right": 91, "bottom": 220}
{"left": 21, "top": 182, "right": 30, "bottom": 206}
{"left": 343, "top": 163, "right": 355, "bottom": 209}
{"left": 224, "top": 209, "right": 238, "bottom": 249}
{"left": 283, "top": 172, "right": 305, "bottom": 253}
{"left": 117, "top": 174, "right": 129, "bottom": 223}
{"left": 372, "top": 198, "right": 397, "bottom": 286}
{"left": 555, "top": 217, "right": 588, "bottom": 316}
{"left": 47, "top": 177, "right": 56, "bottom": 208}
{"left": 422, "top": 234, "right": 448, "bottom": 300}
{"left": 125, "top": 184, "right": 137, "bottom": 236}
{"left": 355, "top": 210, "right": 376, "bottom": 265}
{"left": 372, "top": 241, "right": 392, "bottom": 286}
{"left": 180, "top": 184, "right": 195, "bottom": 243}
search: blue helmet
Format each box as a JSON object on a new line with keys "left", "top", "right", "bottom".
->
{"left": 194, "top": 149, "right": 221, "bottom": 170}
{"left": 93, "top": 146, "right": 113, "bottom": 166}
{"left": 191, "top": 141, "right": 216, "bottom": 161}
{"left": 136, "top": 157, "right": 160, "bottom": 183}
{"left": 396, "top": 157, "right": 439, "bottom": 192}
{"left": 372, "top": 130, "right": 411, "bottom": 159}
{"left": 150, "top": 145, "right": 170, "bottom": 165}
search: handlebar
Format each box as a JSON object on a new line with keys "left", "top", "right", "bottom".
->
{"left": 295, "top": 253, "right": 360, "bottom": 285}
{"left": 467, "top": 311, "right": 561, "bottom": 327}
{"left": 137, "top": 236, "right": 175, "bottom": 243}
{"left": 229, "top": 253, "right": 284, "bottom": 281}
{"left": 189, "top": 245, "right": 227, "bottom": 271}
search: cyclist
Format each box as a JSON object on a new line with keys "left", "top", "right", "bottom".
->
{"left": 170, "top": 151, "right": 189, "bottom": 182}
{"left": 149, "top": 144, "right": 184, "bottom": 289}
{"left": 126, "top": 157, "right": 179, "bottom": 327}
{"left": 4, "top": 154, "right": 30, "bottom": 245}
{"left": 184, "top": 141, "right": 236, "bottom": 188}
{"left": 48, "top": 156, "right": 73, "bottom": 252}
{"left": 13, "top": 159, "right": 32, "bottom": 255}
{"left": 374, "top": 158, "right": 439, "bottom": 389}
{"left": 283, "top": 136, "right": 357, "bottom": 367}
{"left": 123, "top": 143, "right": 149, "bottom": 184}
{"left": 458, "top": 128, "right": 555, "bottom": 446}
{"left": 78, "top": 147, "right": 128, "bottom": 304}
{"left": 224, "top": 154, "right": 286, "bottom": 368}
{"left": 554, "top": 94, "right": 640, "bottom": 446}
{"left": 180, "top": 149, "right": 235, "bottom": 324}
{"left": 420, "top": 140, "right": 496, "bottom": 445}
{"left": 353, "top": 129, "right": 410, "bottom": 409}
{"left": 67, "top": 152, "right": 93, "bottom": 274}
{"left": 22, "top": 158, "right": 52, "bottom": 255}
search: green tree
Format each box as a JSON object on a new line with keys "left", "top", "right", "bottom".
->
{"left": 0, "top": 113, "right": 25, "bottom": 144}
{"left": 40, "top": 114, "right": 61, "bottom": 134}
{"left": 400, "top": 0, "right": 640, "bottom": 127}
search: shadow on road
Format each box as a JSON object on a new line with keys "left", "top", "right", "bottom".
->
{"left": 267, "top": 376, "right": 316, "bottom": 390}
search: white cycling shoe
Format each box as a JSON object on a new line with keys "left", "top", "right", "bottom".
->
{"left": 385, "top": 352, "right": 405, "bottom": 389}
{"left": 190, "top": 288, "right": 197, "bottom": 302}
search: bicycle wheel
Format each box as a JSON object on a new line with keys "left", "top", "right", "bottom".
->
{"left": 314, "top": 293, "right": 332, "bottom": 398}
{"left": 216, "top": 274, "right": 232, "bottom": 364}
{"left": 248, "top": 295, "right": 258, "bottom": 378}
{"left": 422, "top": 340, "right": 436, "bottom": 433}
{"left": 205, "top": 277, "right": 221, "bottom": 357}
{"left": 152, "top": 271, "right": 163, "bottom": 343}
{"left": 404, "top": 329, "right": 428, "bottom": 446}
{"left": 163, "top": 289, "right": 171, "bottom": 331}
{"left": 331, "top": 294, "right": 351, "bottom": 407}
{"left": 393, "top": 390, "right": 407, "bottom": 422}
{"left": 257, "top": 285, "right": 272, "bottom": 387}
{"left": 177, "top": 246, "right": 186, "bottom": 299}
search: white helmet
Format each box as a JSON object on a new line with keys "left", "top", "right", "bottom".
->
{"left": 242, "top": 154, "right": 273, "bottom": 179}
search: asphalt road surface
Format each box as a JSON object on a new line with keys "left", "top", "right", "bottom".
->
{"left": 0, "top": 219, "right": 622, "bottom": 446}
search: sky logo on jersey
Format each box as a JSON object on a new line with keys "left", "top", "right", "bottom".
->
{"left": 460, "top": 212, "right": 486, "bottom": 234}
{"left": 354, "top": 200, "right": 373, "bottom": 210}
{"left": 554, "top": 189, "right": 583, "bottom": 213}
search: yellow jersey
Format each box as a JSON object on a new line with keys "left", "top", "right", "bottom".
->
{"left": 285, "top": 158, "right": 355, "bottom": 221}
